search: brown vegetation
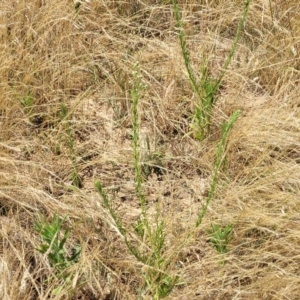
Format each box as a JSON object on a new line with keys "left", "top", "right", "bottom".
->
{"left": 1, "top": 0, "right": 300, "bottom": 299}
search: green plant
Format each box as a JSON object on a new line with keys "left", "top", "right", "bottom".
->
{"left": 20, "top": 92, "right": 34, "bottom": 114}
{"left": 173, "top": 0, "right": 251, "bottom": 141}
{"left": 20, "top": 92, "right": 41, "bottom": 125}
{"left": 196, "top": 110, "right": 241, "bottom": 227}
{"left": 131, "top": 64, "right": 148, "bottom": 223}
{"left": 95, "top": 181, "right": 145, "bottom": 262}
{"left": 95, "top": 182, "right": 177, "bottom": 299}
{"left": 131, "top": 64, "right": 177, "bottom": 298}
{"left": 142, "top": 264, "right": 178, "bottom": 300}
{"left": 95, "top": 64, "right": 177, "bottom": 299}
{"left": 34, "top": 214, "right": 81, "bottom": 275}
{"left": 59, "top": 103, "right": 83, "bottom": 188}
{"left": 207, "top": 223, "right": 234, "bottom": 254}
{"left": 143, "top": 217, "right": 180, "bottom": 299}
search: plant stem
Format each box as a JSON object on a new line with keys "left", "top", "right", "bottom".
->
{"left": 196, "top": 110, "right": 241, "bottom": 227}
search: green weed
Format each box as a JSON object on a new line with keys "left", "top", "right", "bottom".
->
{"left": 131, "top": 64, "right": 148, "bottom": 222}
{"left": 173, "top": 0, "right": 251, "bottom": 141}
{"left": 196, "top": 110, "right": 241, "bottom": 227}
{"left": 94, "top": 181, "right": 145, "bottom": 262}
{"left": 131, "top": 64, "right": 176, "bottom": 299}
{"left": 95, "top": 64, "right": 177, "bottom": 299}
{"left": 20, "top": 92, "right": 41, "bottom": 125}
{"left": 173, "top": 0, "right": 247, "bottom": 225}
{"left": 20, "top": 92, "right": 34, "bottom": 115}
{"left": 207, "top": 223, "right": 234, "bottom": 254}
{"left": 95, "top": 181, "right": 178, "bottom": 299}
{"left": 34, "top": 214, "right": 81, "bottom": 275}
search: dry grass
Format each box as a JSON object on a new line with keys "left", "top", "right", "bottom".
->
{"left": 1, "top": 0, "right": 300, "bottom": 299}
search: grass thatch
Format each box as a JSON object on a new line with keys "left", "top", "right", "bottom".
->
{"left": 1, "top": 0, "right": 300, "bottom": 299}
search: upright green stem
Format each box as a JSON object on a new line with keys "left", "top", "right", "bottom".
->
{"left": 217, "top": 0, "right": 251, "bottom": 87}
{"left": 172, "top": 0, "right": 201, "bottom": 100}
{"left": 131, "top": 64, "right": 150, "bottom": 234}
{"left": 196, "top": 111, "right": 241, "bottom": 227}
{"left": 172, "top": 0, "right": 251, "bottom": 140}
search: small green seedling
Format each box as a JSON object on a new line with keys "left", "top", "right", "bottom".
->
{"left": 207, "top": 223, "right": 233, "bottom": 254}
{"left": 21, "top": 93, "right": 34, "bottom": 112}
{"left": 20, "top": 92, "right": 37, "bottom": 123}
{"left": 35, "top": 214, "right": 81, "bottom": 275}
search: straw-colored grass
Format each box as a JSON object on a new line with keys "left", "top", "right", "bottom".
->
{"left": 1, "top": 0, "right": 300, "bottom": 299}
